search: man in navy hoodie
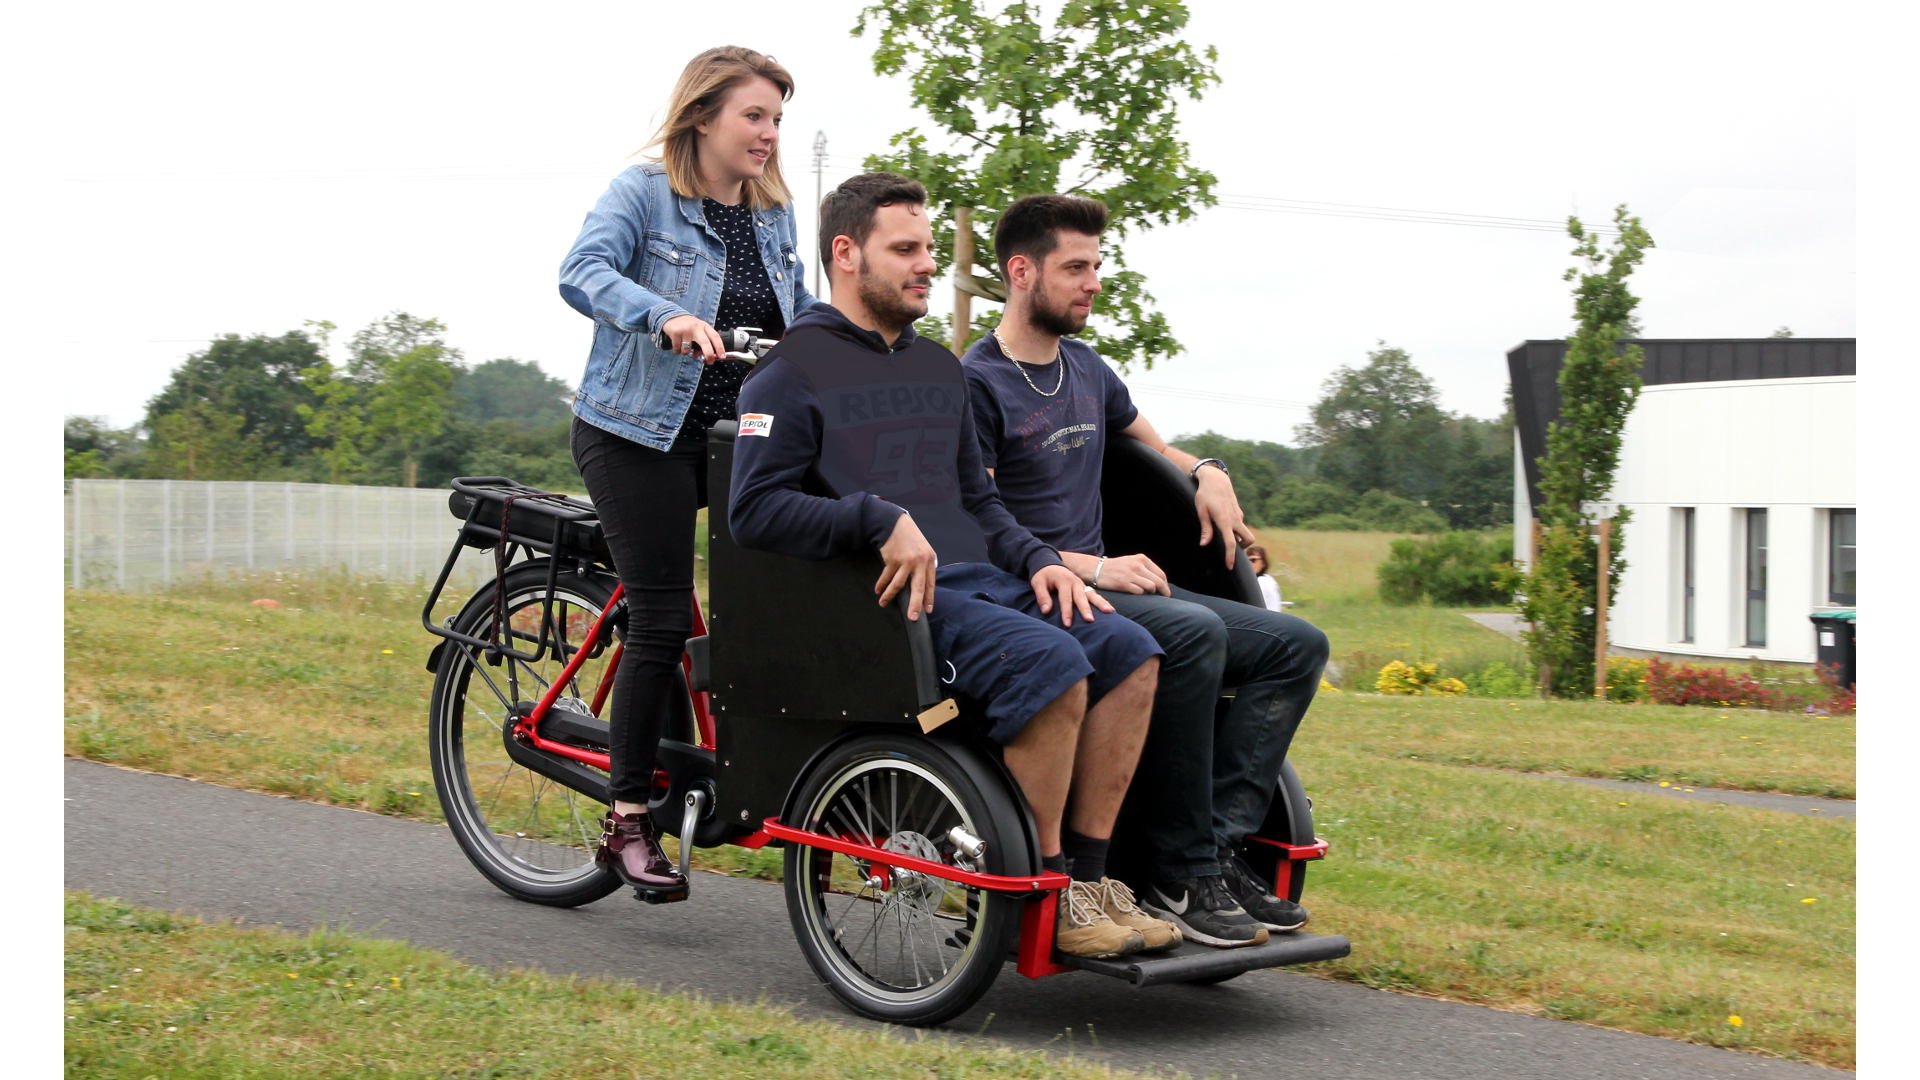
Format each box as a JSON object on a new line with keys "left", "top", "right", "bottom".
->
{"left": 729, "top": 173, "right": 1179, "bottom": 960}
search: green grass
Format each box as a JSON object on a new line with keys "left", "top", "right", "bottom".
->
{"left": 64, "top": 891, "right": 1146, "bottom": 1079}
{"left": 63, "top": 569, "right": 1856, "bottom": 1067}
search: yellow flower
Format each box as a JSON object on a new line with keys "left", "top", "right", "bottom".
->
{"left": 285, "top": 972, "right": 299, "bottom": 980}
{"left": 1728, "top": 1014, "right": 1743, "bottom": 1027}
{"left": 380, "top": 648, "right": 395, "bottom": 655}
{"left": 1801, "top": 897, "right": 1816, "bottom": 904}
{"left": 1658, "top": 781, "right": 1671, "bottom": 788}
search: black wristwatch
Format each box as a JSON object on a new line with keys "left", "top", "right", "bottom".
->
{"left": 1189, "top": 457, "right": 1229, "bottom": 480}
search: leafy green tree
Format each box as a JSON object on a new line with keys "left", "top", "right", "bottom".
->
{"left": 1519, "top": 205, "right": 1653, "bottom": 697}
{"left": 65, "top": 416, "right": 143, "bottom": 478}
{"left": 1295, "top": 343, "right": 1450, "bottom": 504}
{"left": 452, "top": 359, "right": 573, "bottom": 427}
{"left": 854, "top": 0, "right": 1219, "bottom": 370}
{"left": 146, "top": 401, "right": 254, "bottom": 480}
{"left": 1438, "top": 413, "right": 1514, "bottom": 530}
{"left": 142, "top": 331, "right": 324, "bottom": 478}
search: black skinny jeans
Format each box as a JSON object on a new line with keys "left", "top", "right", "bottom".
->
{"left": 569, "top": 418, "right": 707, "bottom": 805}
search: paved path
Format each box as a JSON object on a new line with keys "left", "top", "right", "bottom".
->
{"left": 64, "top": 759, "right": 1843, "bottom": 1079}
{"left": 1538, "top": 774, "right": 1854, "bottom": 818}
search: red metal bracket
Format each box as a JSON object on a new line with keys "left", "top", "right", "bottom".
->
{"left": 1244, "top": 835, "right": 1331, "bottom": 899}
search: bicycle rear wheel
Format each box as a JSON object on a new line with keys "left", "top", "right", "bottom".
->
{"left": 428, "top": 561, "right": 630, "bottom": 906}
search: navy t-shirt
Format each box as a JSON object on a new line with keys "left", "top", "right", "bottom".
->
{"left": 961, "top": 335, "right": 1138, "bottom": 556}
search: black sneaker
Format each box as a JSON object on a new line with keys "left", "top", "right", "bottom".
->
{"left": 1139, "top": 875, "right": 1269, "bottom": 948}
{"left": 1221, "top": 854, "right": 1310, "bottom": 932}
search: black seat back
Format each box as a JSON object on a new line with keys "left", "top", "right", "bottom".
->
{"left": 1099, "top": 438, "right": 1261, "bottom": 606}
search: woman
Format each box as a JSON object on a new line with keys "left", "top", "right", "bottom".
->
{"left": 558, "top": 46, "right": 817, "bottom": 898}
{"left": 1246, "top": 544, "right": 1284, "bottom": 612}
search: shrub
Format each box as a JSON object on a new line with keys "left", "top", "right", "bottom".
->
{"left": 1376, "top": 660, "right": 1468, "bottom": 696}
{"left": 1645, "top": 659, "right": 1780, "bottom": 709}
{"left": 1811, "top": 662, "right": 1855, "bottom": 716}
{"left": 1464, "top": 659, "right": 1533, "bottom": 699}
{"left": 1604, "top": 657, "right": 1650, "bottom": 703}
{"left": 1377, "top": 531, "right": 1516, "bottom": 606}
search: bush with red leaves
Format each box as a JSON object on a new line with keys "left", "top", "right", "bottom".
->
{"left": 1645, "top": 659, "right": 1781, "bottom": 709}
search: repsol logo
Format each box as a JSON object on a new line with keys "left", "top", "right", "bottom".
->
{"left": 833, "top": 382, "right": 963, "bottom": 424}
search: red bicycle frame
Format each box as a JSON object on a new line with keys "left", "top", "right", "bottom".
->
{"left": 509, "top": 584, "right": 717, "bottom": 771}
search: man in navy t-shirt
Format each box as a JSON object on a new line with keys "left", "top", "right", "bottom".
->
{"left": 729, "top": 173, "right": 1180, "bottom": 960}
{"left": 963, "top": 194, "right": 1331, "bottom": 947}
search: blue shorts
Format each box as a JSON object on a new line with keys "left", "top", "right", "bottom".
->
{"left": 927, "top": 562, "right": 1163, "bottom": 744}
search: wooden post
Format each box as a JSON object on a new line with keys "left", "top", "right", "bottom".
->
{"left": 1593, "top": 516, "right": 1612, "bottom": 699}
{"left": 952, "top": 205, "right": 973, "bottom": 355}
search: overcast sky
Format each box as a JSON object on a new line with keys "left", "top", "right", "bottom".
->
{"left": 42, "top": 0, "right": 1855, "bottom": 444}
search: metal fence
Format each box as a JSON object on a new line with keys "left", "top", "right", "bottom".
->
{"left": 65, "top": 479, "right": 494, "bottom": 592}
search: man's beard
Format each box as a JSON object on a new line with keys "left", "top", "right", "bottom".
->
{"left": 1027, "top": 275, "right": 1087, "bottom": 337}
{"left": 857, "top": 262, "right": 930, "bottom": 331}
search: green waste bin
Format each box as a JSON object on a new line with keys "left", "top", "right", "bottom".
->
{"left": 1808, "top": 609, "right": 1855, "bottom": 690}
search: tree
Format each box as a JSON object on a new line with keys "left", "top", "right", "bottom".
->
{"left": 1294, "top": 343, "right": 1450, "bottom": 503}
{"left": 299, "top": 313, "right": 462, "bottom": 487}
{"left": 142, "top": 330, "right": 324, "bottom": 478}
{"left": 1519, "top": 205, "right": 1653, "bottom": 697}
{"left": 65, "top": 416, "right": 142, "bottom": 478}
{"left": 854, "top": 0, "right": 1219, "bottom": 370}
{"left": 452, "top": 359, "right": 573, "bottom": 427}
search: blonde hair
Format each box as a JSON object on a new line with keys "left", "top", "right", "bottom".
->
{"left": 645, "top": 46, "right": 795, "bottom": 210}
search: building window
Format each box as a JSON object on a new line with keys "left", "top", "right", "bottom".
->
{"left": 1828, "top": 509, "right": 1855, "bottom": 605}
{"left": 1678, "top": 508, "right": 1695, "bottom": 643}
{"left": 1744, "top": 509, "right": 1768, "bottom": 647}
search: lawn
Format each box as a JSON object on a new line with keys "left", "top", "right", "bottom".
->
{"left": 63, "top": 566, "right": 1856, "bottom": 1067}
{"left": 64, "top": 891, "right": 1140, "bottom": 1079}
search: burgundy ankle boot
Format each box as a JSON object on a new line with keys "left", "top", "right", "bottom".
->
{"left": 596, "top": 809, "right": 688, "bottom": 895}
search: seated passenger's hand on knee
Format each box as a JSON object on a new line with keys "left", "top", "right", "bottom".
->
{"left": 1031, "top": 563, "right": 1110, "bottom": 627}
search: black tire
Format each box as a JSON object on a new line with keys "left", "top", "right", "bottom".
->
{"left": 783, "top": 733, "right": 1031, "bottom": 1026}
{"left": 429, "top": 560, "right": 681, "bottom": 907}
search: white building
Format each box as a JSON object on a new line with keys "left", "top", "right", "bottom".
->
{"left": 1509, "top": 339, "right": 1855, "bottom": 664}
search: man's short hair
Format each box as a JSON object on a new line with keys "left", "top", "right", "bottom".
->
{"left": 818, "top": 172, "right": 928, "bottom": 270}
{"left": 992, "top": 194, "right": 1109, "bottom": 272}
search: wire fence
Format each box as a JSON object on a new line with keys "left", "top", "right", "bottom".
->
{"left": 65, "top": 479, "right": 496, "bottom": 593}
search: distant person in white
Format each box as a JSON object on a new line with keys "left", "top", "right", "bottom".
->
{"left": 1246, "top": 544, "right": 1283, "bottom": 612}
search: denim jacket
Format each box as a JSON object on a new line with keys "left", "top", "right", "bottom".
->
{"left": 559, "top": 162, "right": 819, "bottom": 449}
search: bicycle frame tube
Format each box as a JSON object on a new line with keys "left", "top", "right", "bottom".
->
{"left": 515, "top": 586, "right": 719, "bottom": 773}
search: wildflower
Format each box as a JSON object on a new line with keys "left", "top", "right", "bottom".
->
{"left": 286, "top": 972, "right": 299, "bottom": 980}
{"left": 381, "top": 649, "right": 395, "bottom": 655}
{"left": 1728, "top": 1015, "right": 1743, "bottom": 1027}
{"left": 1658, "top": 781, "right": 1671, "bottom": 788}
{"left": 1801, "top": 898, "right": 1817, "bottom": 905}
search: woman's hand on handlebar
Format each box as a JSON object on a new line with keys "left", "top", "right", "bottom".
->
{"left": 660, "top": 314, "right": 727, "bottom": 364}
{"left": 876, "top": 513, "right": 938, "bottom": 621}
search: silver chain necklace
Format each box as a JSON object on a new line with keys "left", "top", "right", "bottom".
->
{"left": 994, "top": 329, "right": 1065, "bottom": 397}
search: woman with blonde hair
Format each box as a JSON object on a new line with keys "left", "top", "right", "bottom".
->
{"left": 559, "top": 45, "right": 819, "bottom": 899}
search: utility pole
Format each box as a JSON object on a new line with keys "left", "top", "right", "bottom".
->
{"left": 812, "top": 130, "right": 828, "bottom": 296}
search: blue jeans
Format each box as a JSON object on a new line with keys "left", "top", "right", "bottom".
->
{"left": 1103, "top": 586, "right": 1329, "bottom": 880}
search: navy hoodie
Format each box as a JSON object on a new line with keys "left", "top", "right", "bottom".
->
{"left": 728, "top": 304, "right": 1062, "bottom": 579}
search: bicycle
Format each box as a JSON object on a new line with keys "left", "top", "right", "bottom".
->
{"left": 421, "top": 415, "right": 1348, "bottom": 1025}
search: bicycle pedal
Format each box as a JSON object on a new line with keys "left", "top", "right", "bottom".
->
{"left": 635, "top": 885, "right": 690, "bottom": 905}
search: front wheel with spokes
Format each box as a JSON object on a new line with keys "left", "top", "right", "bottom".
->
{"left": 428, "top": 561, "right": 627, "bottom": 907}
{"left": 783, "top": 732, "right": 1033, "bottom": 1026}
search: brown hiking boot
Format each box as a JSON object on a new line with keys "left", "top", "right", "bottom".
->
{"left": 1054, "top": 879, "right": 1145, "bottom": 959}
{"left": 1099, "top": 878, "right": 1181, "bottom": 952}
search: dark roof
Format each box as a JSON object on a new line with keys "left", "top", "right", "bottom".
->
{"left": 1508, "top": 338, "right": 1855, "bottom": 514}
